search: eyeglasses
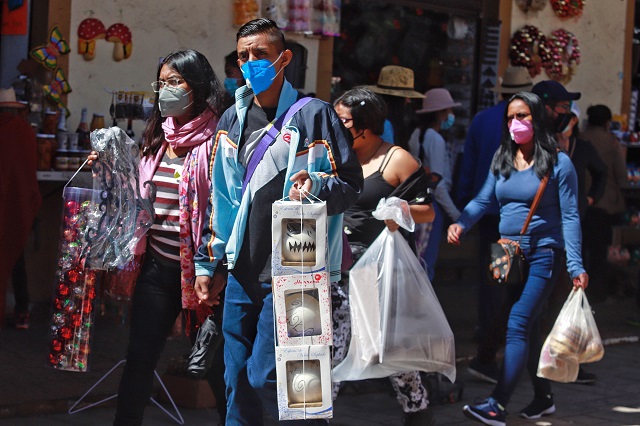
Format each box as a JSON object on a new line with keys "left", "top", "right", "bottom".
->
{"left": 150, "top": 78, "right": 184, "bottom": 92}
{"left": 552, "top": 103, "right": 571, "bottom": 113}
{"left": 507, "top": 113, "right": 531, "bottom": 121}
{"left": 340, "top": 117, "right": 353, "bottom": 124}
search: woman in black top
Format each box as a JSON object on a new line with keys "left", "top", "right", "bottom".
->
{"left": 332, "top": 86, "right": 436, "bottom": 426}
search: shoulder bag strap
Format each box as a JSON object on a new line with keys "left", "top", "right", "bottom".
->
{"left": 520, "top": 171, "right": 551, "bottom": 236}
{"left": 242, "top": 97, "right": 312, "bottom": 195}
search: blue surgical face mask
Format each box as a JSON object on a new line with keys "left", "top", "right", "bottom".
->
{"left": 224, "top": 77, "right": 239, "bottom": 95}
{"left": 440, "top": 113, "right": 455, "bottom": 130}
{"left": 158, "top": 86, "right": 193, "bottom": 118}
{"left": 240, "top": 51, "right": 284, "bottom": 95}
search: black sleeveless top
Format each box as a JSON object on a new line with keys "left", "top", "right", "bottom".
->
{"left": 344, "top": 148, "right": 399, "bottom": 247}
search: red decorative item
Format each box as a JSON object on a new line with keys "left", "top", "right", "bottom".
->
{"left": 509, "top": 25, "right": 552, "bottom": 78}
{"left": 544, "top": 29, "right": 580, "bottom": 84}
{"left": 105, "top": 23, "right": 132, "bottom": 61}
{"left": 77, "top": 18, "right": 106, "bottom": 61}
{"left": 47, "top": 187, "right": 99, "bottom": 373}
{"left": 550, "top": 0, "right": 584, "bottom": 20}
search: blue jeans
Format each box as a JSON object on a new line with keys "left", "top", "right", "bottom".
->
{"left": 422, "top": 202, "right": 443, "bottom": 281}
{"left": 491, "top": 247, "right": 563, "bottom": 407}
{"left": 223, "top": 274, "right": 327, "bottom": 425}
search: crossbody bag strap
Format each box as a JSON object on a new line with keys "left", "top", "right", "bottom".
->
{"left": 242, "top": 97, "right": 313, "bottom": 195}
{"left": 520, "top": 171, "right": 550, "bottom": 236}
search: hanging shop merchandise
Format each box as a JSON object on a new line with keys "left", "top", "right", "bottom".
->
{"left": 509, "top": 25, "right": 552, "bottom": 78}
{"left": 550, "top": 0, "right": 585, "bottom": 20}
{"left": 77, "top": 18, "right": 132, "bottom": 61}
{"left": 515, "top": 0, "right": 547, "bottom": 13}
{"left": 77, "top": 18, "right": 107, "bottom": 61}
{"left": 29, "top": 25, "right": 72, "bottom": 113}
{"left": 29, "top": 26, "right": 70, "bottom": 71}
{"left": 545, "top": 29, "right": 581, "bottom": 84}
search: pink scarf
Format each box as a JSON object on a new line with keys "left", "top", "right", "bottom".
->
{"left": 162, "top": 108, "right": 217, "bottom": 148}
{"left": 137, "top": 109, "right": 218, "bottom": 311}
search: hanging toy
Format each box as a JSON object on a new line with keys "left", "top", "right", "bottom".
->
{"left": 105, "top": 23, "right": 133, "bottom": 61}
{"left": 77, "top": 18, "right": 107, "bottom": 61}
{"left": 43, "top": 67, "right": 72, "bottom": 107}
{"left": 30, "top": 25, "right": 70, "bottom": 71}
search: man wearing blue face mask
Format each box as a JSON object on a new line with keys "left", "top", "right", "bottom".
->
{"left": 407, "top": 87, "right": 461, "bottom": 280}
{"left": 194, "top": 18, "right": 363, "bottom": 425}
{"left": 223, "top": 50, "right": 244, "bottom": 100}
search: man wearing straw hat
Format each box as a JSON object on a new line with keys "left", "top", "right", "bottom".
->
{"left": 368, "top": 65, "right": 425, "bottom": 149}
{"left": 456, "top": 67, "right": 533, "bottom": 384}
{"left": 0, "top": 87, "right": 41, "bottom": 329}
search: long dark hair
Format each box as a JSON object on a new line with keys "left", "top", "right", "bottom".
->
{"left": 491, "top": 91, "right": 557, "bottom": 179}
{"left": 141, "top": 49, "right": 225, "bottom": 156}
{"left": 333, "top": 86, "right": 387, "bottom": 135}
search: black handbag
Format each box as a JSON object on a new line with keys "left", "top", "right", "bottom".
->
{"left": 488, "top": 172, "right": 549, "bottom": 285}
{"left": 186, "top": 314, "right": 223, "bottom": 378}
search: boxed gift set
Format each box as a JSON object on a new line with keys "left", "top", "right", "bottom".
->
{"left": 275, "top": 345, "right": 333, "bottom": 420}
{"left": 271, "top": 200, "right": 333, "bottom": 420}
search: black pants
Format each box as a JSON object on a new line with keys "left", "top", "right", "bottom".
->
{"left": 114, "top": 253, "right": 182, "bottom": 426}
{"left": 11, "top": 252, "right": 29, "bottom": 313}
{"left": 583, "top": 207, "right": 619, "bottom": 302}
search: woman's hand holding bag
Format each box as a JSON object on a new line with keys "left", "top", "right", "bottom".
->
{"left": 537, "top": 287, "right": 604, "bottom": 382}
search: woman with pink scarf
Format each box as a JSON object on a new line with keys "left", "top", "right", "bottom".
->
{"left": 90, "top": 49, "right": 228, "bottom": 425}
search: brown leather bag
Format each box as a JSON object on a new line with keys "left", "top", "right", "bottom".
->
{"left": 488, "top": 172, "right": 550, "bottom": 285}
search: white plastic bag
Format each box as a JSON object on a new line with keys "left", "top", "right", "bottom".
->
{"left": 537, "top": 287, "right": 604, "bottom": 382}
{"left": 371, "top": 197, "right": 415, "bottom": 232}
{"left": 333, "top": 199, "right": 456, "bottom": 383}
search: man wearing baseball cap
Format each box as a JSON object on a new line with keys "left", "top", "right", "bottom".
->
{"left": 532, "top": 79, "right": 601, "bottom": 386}
{"left": 532, "top": 80, "right": 581, "bottom": 136}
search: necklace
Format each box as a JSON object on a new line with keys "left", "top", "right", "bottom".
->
{"left": 362, "top": 140, "right": 383, "bottom": 165}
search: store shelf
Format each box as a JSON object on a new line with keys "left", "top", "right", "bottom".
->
{"left": 37, "top": 170, "right": 91, "bottom": 182}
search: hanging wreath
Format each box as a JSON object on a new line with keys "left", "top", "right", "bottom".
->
{"left": 509, "top": 25, "right": 552, "bottom": 78}
{"left": 515, "top": 0, "right": 547, "bottom": 13}
{"left": 550, "top": 0, "right": 585, "bottom": 19}
{"left": 544, "top": 29, "right": 581, "bottom": 84}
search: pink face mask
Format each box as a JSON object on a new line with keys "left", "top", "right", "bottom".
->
{"left": 509, "top": 119, "right": 534, "bottom": 145}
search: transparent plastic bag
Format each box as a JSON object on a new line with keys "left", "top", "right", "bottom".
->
{"left": 333, "top": 199, "right": 456, "bottom": 383}
{"left": 84, "top": 127, "right": 155, "bottom": 270}
{"left": 371, "top": 196, "right": 414, "bottom": 232}
{"left": 537, "top": 287, "right": 604, "bottom": 382}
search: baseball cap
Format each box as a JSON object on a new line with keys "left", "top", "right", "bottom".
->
{"left": 532, "top": 80, "right": 581, "bottom": 102}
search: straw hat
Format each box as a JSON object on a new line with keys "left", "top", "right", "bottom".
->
{"left": 0, "top": 87, "right": 27, "bottom": 109}
{"left": 492, "top": 66, "right": 533, "bottom": 94}
{"left": 416, "top": 88, "right": 460, "bottom": 114}
{"left": 368, "top": 66, "right": 425, "bottom": 99}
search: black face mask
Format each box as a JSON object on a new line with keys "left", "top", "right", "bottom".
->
{"left": 552, "top": 113, "right": 573, "bottom": 134}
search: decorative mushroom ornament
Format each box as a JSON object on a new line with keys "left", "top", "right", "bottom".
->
{"left": 77, "top": 18, "right": 106, "bottom": 61}
{"left": 105, "top": 23, "right": 132, "bottom": 61}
